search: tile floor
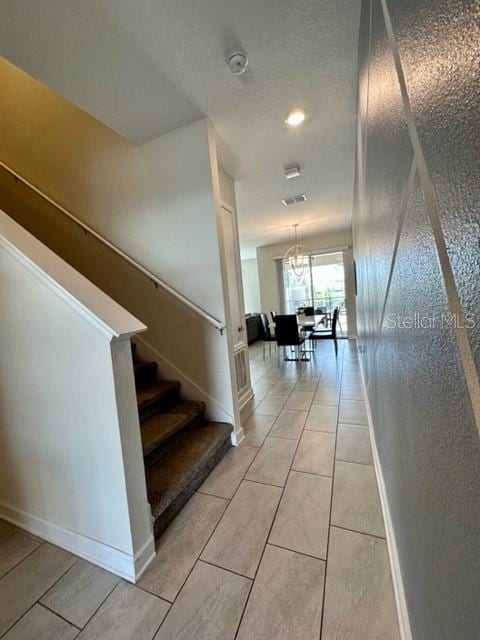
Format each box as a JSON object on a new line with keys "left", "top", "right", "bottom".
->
{"left": 0, "top": 339, "right": 400, "bottom": 639}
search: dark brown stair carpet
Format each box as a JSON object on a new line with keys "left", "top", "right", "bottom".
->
{"left": 133, "top": 360, "right": 158, "bottom": 388}
{"left": 136, "top": 380, "right": 181, "bottom": 421}
{"left": 146, "top": 423, "right": 232, "bottom": 538}
{"left": 132, "top": 352, "right": 232, "bottom": 538}
{"left": 141, "top": 400, "right": 205, "bottom": 458}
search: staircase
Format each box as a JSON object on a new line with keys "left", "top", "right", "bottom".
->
{"left": 132, "top": 345, "right": 232, "bottom": 538}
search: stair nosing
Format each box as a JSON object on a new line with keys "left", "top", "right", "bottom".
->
{"left": 141, "top": 401, "right": 205, "bottom": 457}
{"left": 146, "top": 423, "right": 232, "bottom": 520}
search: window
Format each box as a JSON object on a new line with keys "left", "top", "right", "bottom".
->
{"left": 281, "top": 251, "right": 348, "bottom": 336}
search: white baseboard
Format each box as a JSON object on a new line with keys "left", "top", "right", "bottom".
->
{"left": 238, "top": 387, "right": 254, "bottom": 411}
{"left": 358, "top": 360, "right": 413, "bottom": 640}
{"left": 230, "top": 426, "right": 245, "bottom": 446}
{"left": 133, "top": 536, "right": 156, "bottom": 581}
{"left": 0, "top": 501, "right": 155, "bottom": 583}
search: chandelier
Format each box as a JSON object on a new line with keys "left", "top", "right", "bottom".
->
{"left": 283, "top": 224, "right": 310, "bottom": 277}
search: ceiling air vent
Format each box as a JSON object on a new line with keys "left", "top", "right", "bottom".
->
{"left": 284, "top": 165, "right": 301, "bottom": 180}
{"left": 281, "top": 194, "right": 307, "bottom": 207}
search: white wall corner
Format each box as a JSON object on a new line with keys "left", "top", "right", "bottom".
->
{"left": 0, "top": 209, "right": 146, "bottom": 342}
{"left": 0, "top": 501, "right": 144, "bottom": 582}
{"left": 109, "top": 337, "right": 156, "bottom": 581}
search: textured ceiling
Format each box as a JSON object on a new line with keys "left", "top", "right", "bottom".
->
{"left": 0, "top": 0, "right": 361, "bottom": 257}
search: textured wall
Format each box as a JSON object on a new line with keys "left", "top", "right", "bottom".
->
{"left": 354, "top": 1, "right": 480, "bottom": 638}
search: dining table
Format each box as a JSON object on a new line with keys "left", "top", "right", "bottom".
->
{"left": 297, "top": 313, "right": 328, "bottom": 332}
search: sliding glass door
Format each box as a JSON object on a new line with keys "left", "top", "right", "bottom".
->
{"left": 281, "top": 251, "right": 348, "bottom": 336}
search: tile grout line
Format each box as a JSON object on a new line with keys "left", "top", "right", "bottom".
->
{"left": 0, "top": 344, "right": 343, "bottom": 640}
{"left": 318, "top": 345, "right": 346, "bottom": 640}
{"left": 330, "top": 523, "right": 387, "bottom": 542}
{"left": 266, "top": 541, "right": 327, "bottom": 563}
{"left": 227, "top": 354, "right": 318, "bottom": 633}
{"left": 197, "top": 558, "right": 253, "bottom": 582}
{"left": 158, "top": 481, "right": 237, "bottom": 607}
{"left": 0, "top": 537, "right": 45, "bottom": 583}
{"left": 0, "top": 553, "right": 79, "bottom": 639}
{"left": 150, "top": 408, "right": 279, "bottom": 638}
{"left": 60, "top": 573, "right": 124, "bottom": 635}
{"left": 335, "top": 457, "right": 374, "bottom": 468}
{"left": 235, "top": 343, "right": 340, "bottom": 639}
{"left": 37, "top": 601, "right": 82, "bottom": 632}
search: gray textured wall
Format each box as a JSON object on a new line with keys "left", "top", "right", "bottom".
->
{"left": 354, "top": 1, "right": 480, "bottom": 638}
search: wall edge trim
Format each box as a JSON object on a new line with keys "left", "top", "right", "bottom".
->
{"left": 359, "top": 359, "right": 413, "bottom": 640}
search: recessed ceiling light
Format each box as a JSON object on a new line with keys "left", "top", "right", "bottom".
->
{"left": 285, "top": 108, "right": 306, "bottom": 127}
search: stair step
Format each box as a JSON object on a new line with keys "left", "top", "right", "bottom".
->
{"left": 137, "top": 380, "right": 181, "bottom": 421}
{"left": 146, "top": 423, "right": 232, "bottom": 538}
{"left": 134, "top": 360, "right": 158, "bottom": 389}
{"left": 141, "top": 401, "right": 205, "bottom": 458}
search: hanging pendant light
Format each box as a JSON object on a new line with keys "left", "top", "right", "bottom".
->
{"left": 283, "top": 224, "right": 309, "bottom": 277}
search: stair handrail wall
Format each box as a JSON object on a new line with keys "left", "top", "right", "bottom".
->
{"left": 0, "top": 160, "right": 226, "bottom": 332}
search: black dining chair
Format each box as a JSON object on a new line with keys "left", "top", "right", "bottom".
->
{"left": 270, "top": 310, "right": 276, "bottom": 325}
{"left": 314, "top": 306, "right": 327, "bottom": 326}
{"left": 303, "top": 306, "right": 314, "bottom": 316}
{"left": 275, "top": 314, "right": 309, "bottom": 361}
{"left": 310, "top": 308, "right": 339, "bottom": 355}
{"left": 259, "top": 313, "right": 277, "bottom": 360}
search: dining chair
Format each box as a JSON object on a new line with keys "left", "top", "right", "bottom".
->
{"left": 310, "top": 308, "right": 339, "bottom": 355}
{"left": 259, "top": 313, "right": 277, "bottom": 360}
{"left": 275, "top": 314, "right": 309, "bottom": 361}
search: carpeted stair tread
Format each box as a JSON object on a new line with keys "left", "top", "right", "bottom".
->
{"left": 136, "top": 380, "right": 180, "bottom": 419}
{"left": 146, "top": 423, "right": 232, "bottom": 537}
{"left": 141, "top": 401, "right": 205, "bottom": 457}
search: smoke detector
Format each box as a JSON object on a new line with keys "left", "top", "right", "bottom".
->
{"left": 281, "top": 194, "right": 307, "bottom": 206}
{"left": 227, "top": 51, "right": 248, "bottom": 75}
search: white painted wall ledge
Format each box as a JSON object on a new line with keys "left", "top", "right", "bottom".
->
{"left": 0, "top": 209, "right": 153, "bottom": 581}
{"left": 0, "top": 209, "right": 146, "bottom": 341}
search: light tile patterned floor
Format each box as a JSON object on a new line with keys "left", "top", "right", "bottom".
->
{"left": 0, "top": 339, "right": 400, "bottom": 639}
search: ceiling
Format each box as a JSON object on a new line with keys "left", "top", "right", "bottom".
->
{"left": 0, "top": 0, "right": 361, "bottom": 258}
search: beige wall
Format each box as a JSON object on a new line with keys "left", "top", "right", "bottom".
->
{"left": 256, "top": 228, "right": 357, "bottom": 337}
{"left": 138, "top": 122, "right": 225, "bottom": 318}
{"left": 0, "top": 57, "right": 236, "bottom": 423}
{"left": 0, "top": 57, "right": 224, "bottom": 321}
